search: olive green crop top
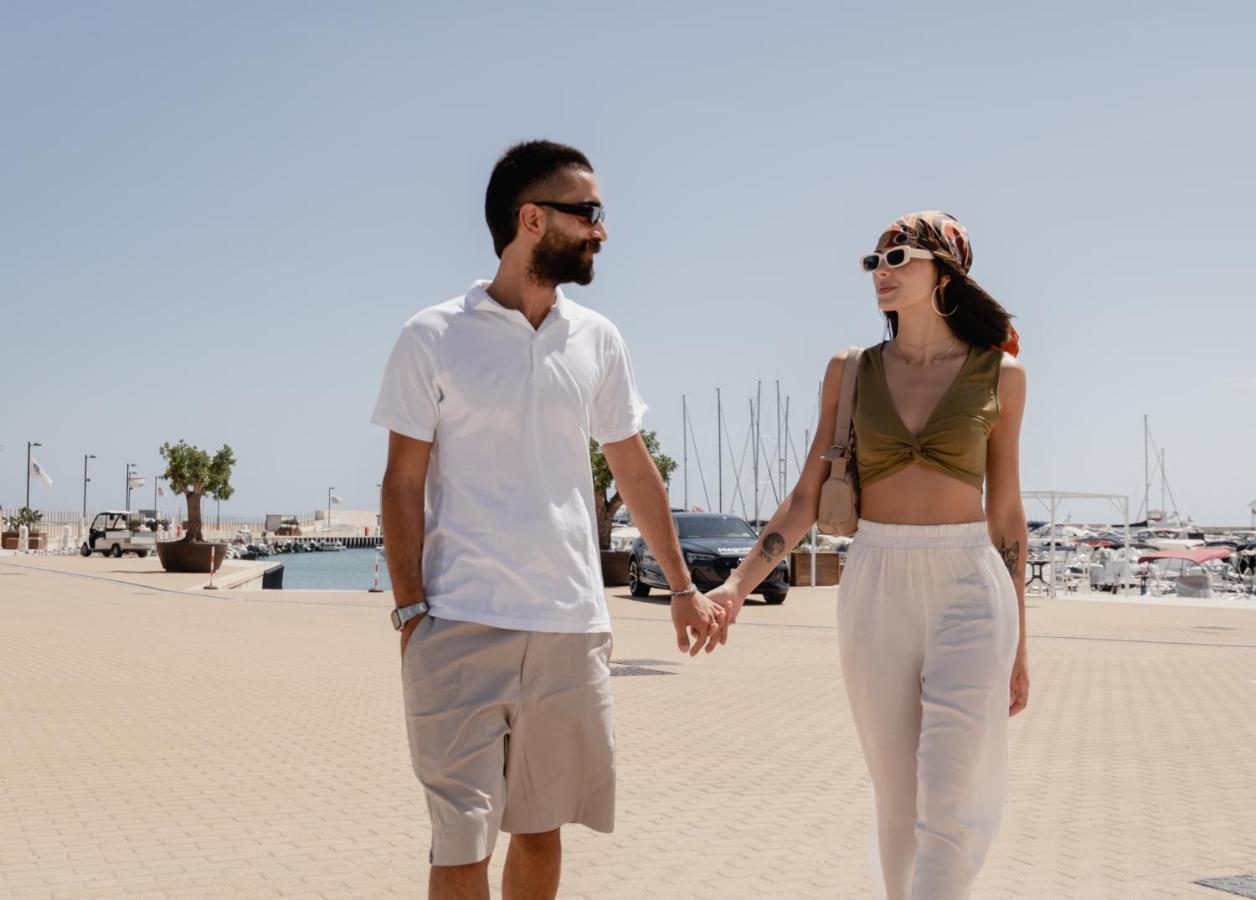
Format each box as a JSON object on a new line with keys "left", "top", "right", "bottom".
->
{"left": 853, "top": 343, "right": 1002, "bottom": 490}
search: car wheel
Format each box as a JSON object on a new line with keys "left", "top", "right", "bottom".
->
{"left": 762, "top": 590, "right": 787, "bottom": 605}
{"left": 628, "top": 559, "right": 651, "bottom": 597}
{"left": 136, "top": 550, "right": 148, "bottom": 558}
{"left": 110, "top": 544, "right": 123, "bottom": 558}
{"left": 80, "top": 543, "right": 91, "bottom": 557}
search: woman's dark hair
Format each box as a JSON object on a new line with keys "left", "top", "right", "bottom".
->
{"left": 485, "top": 141, "right": 593, "bottom": 258}
{"left": 884, "top": 260, "right": 1014, "bottom": 350}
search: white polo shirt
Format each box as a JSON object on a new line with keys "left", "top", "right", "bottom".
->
{"left": 371, "top": 280, "right": 647, "bottom": 633}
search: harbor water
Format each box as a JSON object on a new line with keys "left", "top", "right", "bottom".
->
{"left": 277, "top": 547, "right": 392, "bottom": 591}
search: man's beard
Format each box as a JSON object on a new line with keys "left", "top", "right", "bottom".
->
{"left": 529, "top": 231, "right": 599, "bottom": 286}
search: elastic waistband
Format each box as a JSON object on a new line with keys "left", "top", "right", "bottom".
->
{"left": 852, "top": 519, "right": 991, "bottom": 549}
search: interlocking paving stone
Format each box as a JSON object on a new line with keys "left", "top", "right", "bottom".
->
{"left": 3, "top": 555, "right": 1256, "bottom": 897}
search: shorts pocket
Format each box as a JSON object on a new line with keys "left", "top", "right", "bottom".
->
{"left": 402, "top": 614, "right": 435, "bottom": 674}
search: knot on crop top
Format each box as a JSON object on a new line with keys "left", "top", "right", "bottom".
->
{"left": 853, "top": 343, "right": 1001, "bottom": 490}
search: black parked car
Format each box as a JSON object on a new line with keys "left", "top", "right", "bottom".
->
{"left": 628, "top": 512, "right": 790, "bottom": 605}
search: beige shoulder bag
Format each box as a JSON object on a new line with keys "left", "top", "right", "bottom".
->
{"left": 817, "top": 346, "right": 865, "bottom": 536}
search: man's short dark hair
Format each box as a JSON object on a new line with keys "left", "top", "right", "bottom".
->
{"left": 485, "top": 141, "right": 593, "bottom": 258}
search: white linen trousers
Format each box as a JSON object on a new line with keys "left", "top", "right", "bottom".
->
{"left": 837, "top": 520, "right": 1020, "bottom": 900}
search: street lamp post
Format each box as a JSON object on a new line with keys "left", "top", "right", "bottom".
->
{"left": 82, "top": 454, "right": 96, "bottom": 520}
{"left": 26, "top": 441, "right": 42, "bottom": 508}
{"left": 125, "top": 462, "right": 137, "bottom": 512}
{"left": 328, "top": 486, "right": 335, "bottom": 531}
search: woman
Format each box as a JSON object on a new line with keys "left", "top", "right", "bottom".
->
{"left": 708, "top": 210, "right": 1028, "bottom": 899}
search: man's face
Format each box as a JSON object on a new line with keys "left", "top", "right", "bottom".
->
{"left": 526, "top": 168, "right": 607, "bottom": 287}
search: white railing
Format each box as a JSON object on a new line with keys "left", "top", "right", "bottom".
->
{"left": 3, "top": 508, "right": 379, "bottom": 547}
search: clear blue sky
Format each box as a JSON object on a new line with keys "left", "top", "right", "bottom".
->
{"left": 4, "top": 2, "right": 1254, "bottom": 525}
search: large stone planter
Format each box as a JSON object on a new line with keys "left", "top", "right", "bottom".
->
{"left": 2, "top": 532, "right": 46, "bottom": 550}
{"left": 789, "top": 551, "right": 842, "bottom": 586}
{"left": 601, "top": 550, "right": 630, "bottom": 587}
{"left": 156, "top": 540, "right": 230, "bottom": 573}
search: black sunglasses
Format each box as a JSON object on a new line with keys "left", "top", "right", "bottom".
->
{"left": 530, "top": 200, "right": 606, "bottom": 226}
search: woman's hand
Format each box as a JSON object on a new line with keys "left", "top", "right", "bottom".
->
{"left": 1009, "top": 643, "right": 1030, "bottom": 716}
{"left": 704, "top": 582, "right": 747, "bottom": 627}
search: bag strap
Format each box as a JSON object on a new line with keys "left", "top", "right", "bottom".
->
{"left": 824, "top": 345, "right": 864, "bottom": 461}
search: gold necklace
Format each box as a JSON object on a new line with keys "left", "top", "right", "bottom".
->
{"left": 890, "top": 337, "right": 957, "bottom": 367}
{"left": 895, "top": 335, "right": 954, "bottom": 349}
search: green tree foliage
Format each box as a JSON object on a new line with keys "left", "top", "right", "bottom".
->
{"left": 158, "top": 441, "right": 236, "bottom": 542}
{"left": 589, "top": 431, "right": 676, "bottom": 550}
{"left": 3, "top": 506, "right": 44, "bottom": 532}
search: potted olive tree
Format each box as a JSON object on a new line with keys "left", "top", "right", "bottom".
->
{"left": 590, "top": 431, "right": 676, "bottom": 587}
{"left": 154, "top": 440, "right": 236, "bottom": 573}
{"left": 2, "top": 507, "right": 46, "bottom": 550}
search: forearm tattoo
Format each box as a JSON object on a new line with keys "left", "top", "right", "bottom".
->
{"left": 759, "top": 532, "right": 786, "bottom": 563}
{"left": 1000, "top": 540, "right": 1021, "bottom": 581}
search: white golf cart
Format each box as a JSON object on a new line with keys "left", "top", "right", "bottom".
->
{"left": 81, "top": 511, "right": 157, "bottom": 558}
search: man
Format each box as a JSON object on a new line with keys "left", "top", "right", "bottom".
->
{"left": 372, "top": 140, "right": 728, "bottom": 900}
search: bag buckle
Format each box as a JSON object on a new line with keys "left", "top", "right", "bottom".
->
{"left": 820, "top": 443, "right": 850, "bottom": 462}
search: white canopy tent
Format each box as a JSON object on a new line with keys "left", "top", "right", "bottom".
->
{"left": 1022, "top": 491, "right": 1132, "bottom": 599}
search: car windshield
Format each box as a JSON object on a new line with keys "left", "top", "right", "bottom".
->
{"left": 675, "top": 516, "right": 757, "bottom": 539}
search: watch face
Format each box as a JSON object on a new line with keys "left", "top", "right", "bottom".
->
{"left": 392, "top": 602, "right": 427, "bottom": 631}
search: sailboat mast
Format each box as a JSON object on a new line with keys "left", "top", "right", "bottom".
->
{"left": 753, "top": 384, "right": 761, "bottom": 523}
{"left": 1160, "top": 448, "right": 1167, "bottom": 520}
{"left": 682, "top": 394, "right": 689, "bottom": 511}
{"left": 774, "top": 381, "right": 782, "bottom": 502}
{"left": 716, "top": 388, "right": 723, "bottom": 514}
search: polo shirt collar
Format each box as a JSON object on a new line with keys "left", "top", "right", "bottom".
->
{"left": 466, "top": 280, "right": 570, "bottom": 324}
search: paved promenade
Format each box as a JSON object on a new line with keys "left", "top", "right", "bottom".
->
{"left": 2, "top": 554, "right": 1255, "bottom": 898}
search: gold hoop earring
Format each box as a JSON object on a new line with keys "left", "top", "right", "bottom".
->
{"left": 932, "top": 283, "right": 956, "bottom": 318}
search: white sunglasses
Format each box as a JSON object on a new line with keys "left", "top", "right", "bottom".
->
{"left": 860, "top": 246, "right": 934, "bottom": 272}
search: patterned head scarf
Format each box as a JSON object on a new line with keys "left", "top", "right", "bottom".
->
{"left": 877, "top": 210, "right": 1020, "bottom": 356}
{"left": 880, "top": 210, "right": 973, "bottom": 272}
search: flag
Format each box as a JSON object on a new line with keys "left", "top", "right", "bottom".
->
{"left": 331, "top": 494, "right": 344, "bottom": 505}
{"left": 30, "top": 458, "right": 53, "bottom": 486}
{"left": 158, "top": 484, "right": 165, "bottom": 497}
{"left": 128, "top": 476, "right": 145, "bottom": 490}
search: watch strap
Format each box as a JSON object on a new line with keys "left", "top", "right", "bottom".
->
{"left": 391, "top": 601, "right": 429, "bottom": 631}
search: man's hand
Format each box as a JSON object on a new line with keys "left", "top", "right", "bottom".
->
{"left": 671, "top": 591, "right": 727, "bottom": 656}
{"left": 704, "top": 582, "right": 747, "bottom": 626}
{"left": 399, "top": 613, "right": 425, "bottom": 659}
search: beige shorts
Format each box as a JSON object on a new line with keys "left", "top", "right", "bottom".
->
{"left": 401, "top": 615, "right": 615, "bottom": 866}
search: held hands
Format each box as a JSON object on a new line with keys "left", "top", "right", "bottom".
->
{"left": 703, "top": 582, "right": 747, "bottom": 626}
{"left": 670, "top": 590, "right": 730, "bottom": 656}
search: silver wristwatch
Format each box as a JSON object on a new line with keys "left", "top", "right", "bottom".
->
{"left": 391, "top": 601, "right": 429, "bottom": 631}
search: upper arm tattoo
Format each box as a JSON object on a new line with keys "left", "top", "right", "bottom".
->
{"left": 1000, "top": 540, "right": 1021, "bottom": 580}
{"left": 759, "top": 532, "right": 786, "bottom": 563}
